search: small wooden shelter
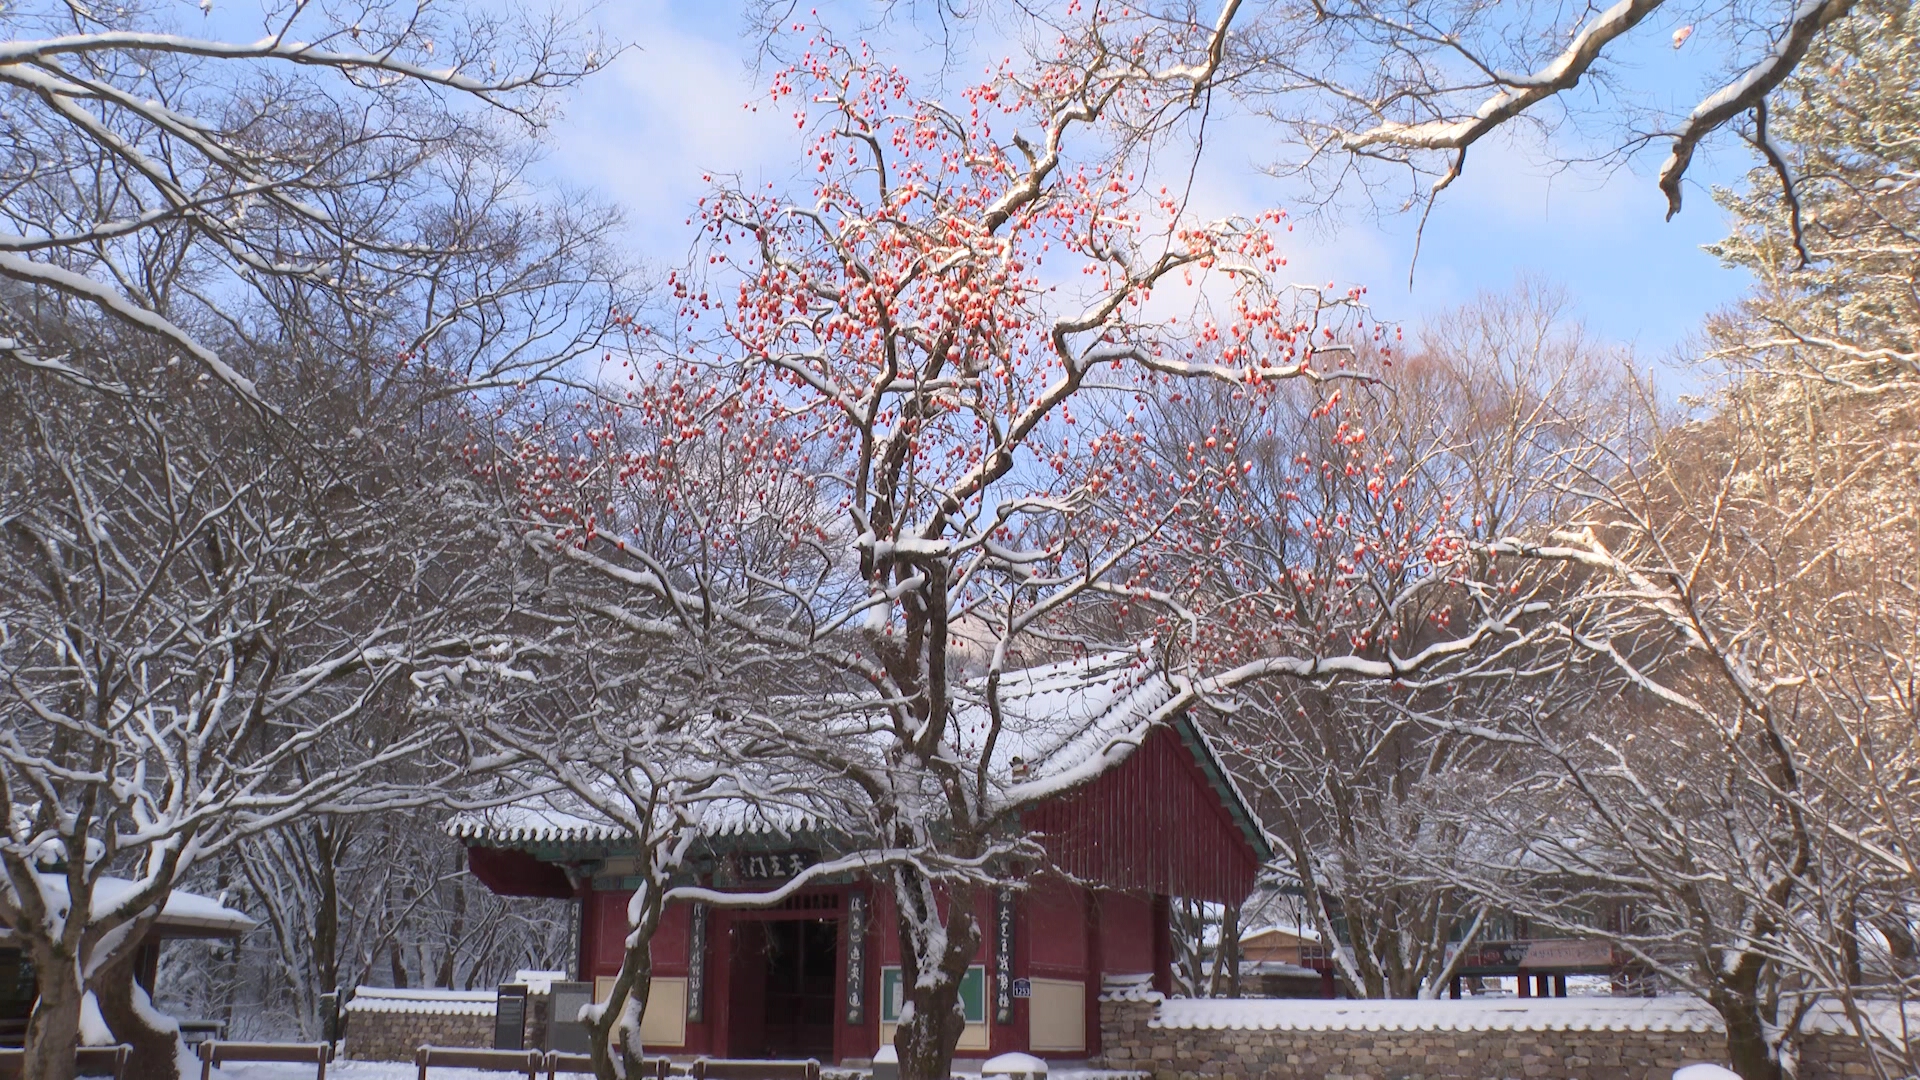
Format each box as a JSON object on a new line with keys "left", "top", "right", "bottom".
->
{"left": 0, "top": 878, "right": 255, "bottom": 1046}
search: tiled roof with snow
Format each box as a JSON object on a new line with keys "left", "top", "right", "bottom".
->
{"left": 956, "top": 646, "right": 1174, "bottom": 785}
{"left": 345, "top": 987, "right": 497, "bottom": 1017}
{"left": 150, "top": 884, "right": 257, "bottom": 935}
{"left": 1241, "top": 961, "right": 1324, "bottom": 978}
{"left": 1149, "top": 997, "right": 1726, "bottom": 1033}
{"left": 450, "top": 648, "right": 1183, "bottom": 849}
{"left": 1100, "top": 974, "right": 1165, "bottom": 1003}
{"left": 447, "top": 794, "right": 829, "bottom": 847}
{"left": 1242, "top": 922, "right": 1321, "bottom": 943}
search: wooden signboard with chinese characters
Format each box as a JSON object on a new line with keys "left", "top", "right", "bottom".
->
{"left": 994, "top": 889, "right": 1016, "bottom": 1024}
{"left": 845, "top": 893, "right": 868, "bottom": 1025}
{"left": 686, "top": 903, "right": 708, "bottom": 1023}
{"left": 727, "top": 849, "right": 818, "bottom": 885}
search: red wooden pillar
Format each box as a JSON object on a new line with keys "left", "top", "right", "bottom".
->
{"left": 711, "top": 907, "right": 734, "bottom": 1058}
{"left": 574, "top": 884, "right": 596, "bottom": 983}
{"left": 1517, "top": 972, "right": 1531, "bottom": 997}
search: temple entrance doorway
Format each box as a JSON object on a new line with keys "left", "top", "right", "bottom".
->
{"left": 726, "top": 917, "right": 838, "bottom": 1059}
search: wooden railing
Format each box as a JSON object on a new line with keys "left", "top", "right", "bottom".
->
{"left": 196, "top": 1040, "right": 333, "bottom": 1080}
{"left": 0, "top": 1046, "right": 131, "bottom": 1080}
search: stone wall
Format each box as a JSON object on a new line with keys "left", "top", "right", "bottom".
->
{"left": 1098, "top": 997, "right": 1877, "bottom": 1080}
{"left": 344, "top": 1007, "right": 494, "bottom": 1061}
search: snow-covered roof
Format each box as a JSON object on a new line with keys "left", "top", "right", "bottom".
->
{"left": 148, "top": 884, "right": 257, "bottom": 935}
{"left": 451, "top": 647, "right": 1199, "bottom": 851}
{"left": 956, "top": 646, "right": 1175, "bottom": 785}
{"left": 0, "top": 875, "right": 255, "bottom": 940}
{"left": 1148, "top": 997, "right": 1724, "bottom": 1033}
{"left": 513, "top": 970, "right": 570, "bottom": 995}
{"left": 1242, "top": 923, "right": 1321, "bottom": 944}
{"left": 448, "top": 791, "right": 831, "bottom": 847}
{"left": 345, "top": 986, "right": 497, "bottom": 1017}
{"left": 1241, "top": 961, "right": 1323, "bottom": 978}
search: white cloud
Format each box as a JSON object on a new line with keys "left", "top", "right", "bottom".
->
{"left": 541, "top": 3, "right": 1751, "bottom": 354}
{"left": 545, "top": 0, "right": 804, "bottom": 251}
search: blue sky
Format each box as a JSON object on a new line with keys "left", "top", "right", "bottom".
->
{"left": 535, "top": 0, "right": 1761, "bottom": 360}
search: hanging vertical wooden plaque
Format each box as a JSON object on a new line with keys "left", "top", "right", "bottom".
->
{"left": 845, "top": 892, "right": 869, "bottom": 1025}
{"left": 686, "top": 901, "right": 707, "bottom": 1023}
{"left": 994, "top": 888, "right": 1016, "bottom": 1025}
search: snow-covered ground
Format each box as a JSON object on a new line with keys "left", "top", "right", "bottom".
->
{"left": 213, "top": 1065, "right": 520, "bottom": 1080}
{"left": 209, "top": 1064, "right": 1145, "bottom": 1080}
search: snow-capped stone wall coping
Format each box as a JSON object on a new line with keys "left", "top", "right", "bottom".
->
{"left": 1149, "top": 997, "right": 1722, "bottom": 1034}
{"left": 1102, "top": 974, "right": 1166, "bottom": 1004}
{"left": 344, "top": 989, "right": 498, "bottom": 1061}
{"left": 345, "top": 986, "right": 497, "bottom": 1017}
{"left": 1098, "top": 995, "right": 1875, "bottom": 1080}
{"left": 512, "top": 970, "right": 569, "bottom": 995}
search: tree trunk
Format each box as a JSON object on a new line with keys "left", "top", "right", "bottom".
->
{"left": 312, "top": 824, "right": 343, "bottom": 1037}
{"left": 1208, "top": 903, "right": 1241, "bottom": 999}
{"left": 588, "top": 885, "right": 662, "bottom": 1080}
{"left": 1713, "top": 984, "right": 1784, "bottom": 1080}
{"left": 23, "top": 946, "right": 83, "bottom": 1080}
{"left": 891, "top": 868, "right": 978, "bottom": 1080}
{"left": 438, "top": 849, "right": 466, "bottom": 989}
{"left": 389, "top": 941, "right": 409, "bottom": 989}
{"left": 214, "top": 860, "right": 241, "bottom": 1033}
{"left": 1172, "top": 900, "right": 1201, "bottom": 994}
{"left": 91, "top": 950, "right": 183, "bottom": 1080}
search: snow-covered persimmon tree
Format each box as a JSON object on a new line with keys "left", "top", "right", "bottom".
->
{"left": 504, "top": 33, "right": 1545, "bottom": 1080}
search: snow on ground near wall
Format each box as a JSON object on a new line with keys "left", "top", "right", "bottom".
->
{"left": 207, "top": 1064, "right": 1148, "bottom": 1080}
{"left": 212, "top": 1067, "right": 506, "bottom": 1080}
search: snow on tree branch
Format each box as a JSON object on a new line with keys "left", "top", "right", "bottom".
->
{"left": 0, "top": 0, "right": 624, "bottom": 414}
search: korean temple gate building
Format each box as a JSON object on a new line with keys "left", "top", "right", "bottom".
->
{"left": 454, "top": 650, "right": 1269, "bottom": 1064}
